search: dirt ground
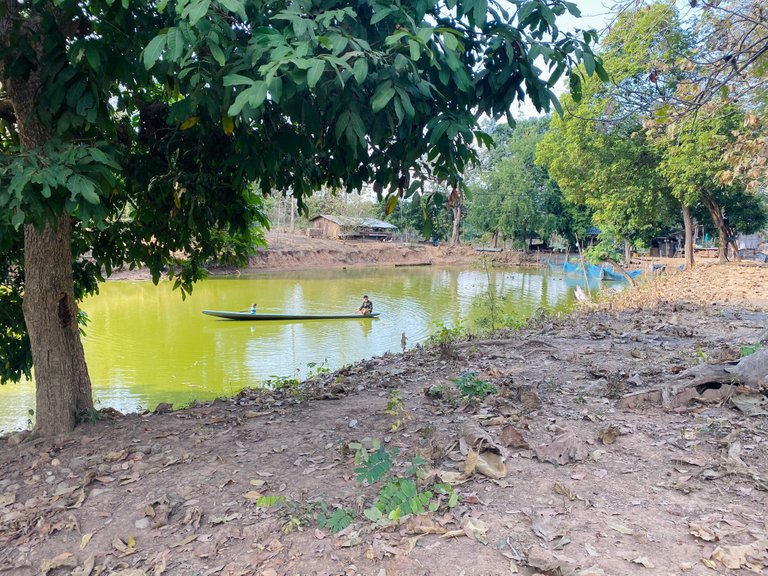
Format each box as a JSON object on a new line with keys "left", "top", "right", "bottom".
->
{"left": 1, "top": 243, "right": 767, "bottom": 576}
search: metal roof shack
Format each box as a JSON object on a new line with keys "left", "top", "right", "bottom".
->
{"left": 308, "top": 215, "right": 397, "bottom": 241}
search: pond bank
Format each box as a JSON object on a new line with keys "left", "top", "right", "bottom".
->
{"left": 1, "top": 263, "right": 767, "bottom": 576}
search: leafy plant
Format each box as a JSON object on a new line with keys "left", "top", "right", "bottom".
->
{"left": 350, "top": 442, "right": 459, "bottom": 525}
{"left": 352, "top": 443, "right": 398, "bottom": 485}
{"left": 306, "top": 360, "right": 331, "bottom": 380}
{"left": 75, "top": 408, "right": 101, "bottom": 425}
{"left": 316, "top": 504, "right": 355, "bottom": 534}
{"left": 266, "top": 373, "right": 301, "bottom": 396}
{"left": 254, "top": 495, "right": 286, "bottom": 508}
{"left": 740, "top": 344, "right": 761, "bottom": 357}
{"left": 385, "top": 390, "right": 411, "bottom": 432}
{"left": 367, "top": 477, "right": 436, "bottom": 522}
{"left": 427, "top": 322, "right": 466, "bottom": 347}
{"left": 452, "top": 372, "right": 496, "bottom": 400}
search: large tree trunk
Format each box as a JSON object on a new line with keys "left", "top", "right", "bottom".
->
{"left": 702, "top": 195, "right": 729, "bottom": 263}
{"left": 682, "top": 204, "right": 694, "bottom": 270}
{"left": 23, "top": 217, "right": 94, "bottom": 436}
{"left": 5, "top": 8, "right": 94, "bottom": 436}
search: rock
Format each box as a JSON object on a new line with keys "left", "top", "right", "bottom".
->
{"left": 68, "top": 456, "right": 87, "bottom": 473}
{"left": 7, "top": 431, "right": 30, "bottom": 446}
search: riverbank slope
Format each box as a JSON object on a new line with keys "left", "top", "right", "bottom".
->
{"left": 1, "top": 262, "right": 767, "bottom": 576}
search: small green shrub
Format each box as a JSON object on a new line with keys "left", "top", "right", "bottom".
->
{"left": 316, "top": 503, "right": 355, "bottom": 533}
{"left": 740, "top": 344, "right": 760, "bottom": 357}
{"left": 350, "top": 442, "right": 459, "bottom": 525}
{"left": 452, "top": 372, "right": 496, "bottom": 399}
{"left": 427, "top": 322, "right": 465, "bottom": 347}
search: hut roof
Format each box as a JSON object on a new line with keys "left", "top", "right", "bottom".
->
{"left": 310, "top": 215, "right": 397, "bottom": 229}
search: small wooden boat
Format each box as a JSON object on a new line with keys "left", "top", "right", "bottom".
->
{"left": 202, "top": 310, "right": 380, "bottom": 321}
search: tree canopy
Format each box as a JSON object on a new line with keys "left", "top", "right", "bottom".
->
{"left": 0, "top": 0, "right": 603, "bottom": 435}
{"left": 465, "top": 118, "right": 573, "bottom": 249}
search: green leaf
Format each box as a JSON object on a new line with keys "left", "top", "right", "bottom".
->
{"left": 548, "top": 89, "right": 564, "bottom": 116}
{"left": 166, "top": 27, "right": 184, "bottom": 61}
{"left": 371, "top": 82, "right": 395, "bottom": 112}
{"left": 70, "top": 174, "right": 100, "bottom": 205}
{"left": 364, "top": 507, "right": 383, "bottom": 522}
{"left": 223, "top": 74, "right": 255, "bottom": 87}
{"left": 473, "top": 0, "right": 488, "bottom": 27}
{"left": 208, "top": 41, "right": 226, "bottom": 66}
{"left": 408, "top": 39, "right": 420, "bottom": 61}
{"left": 247, "top": 81, "right": 269, "bottom": 109}
{"left": 84, "top": 44, "right": 101, "bottom": 70}
{"left": 441, "top": 30, "right": 459, "bottom": 51}
{"left": 371, "top": 7, "right": 395, "bottom": 25}
{"left": 218, "top": 0, "right": 247, "bottom": 20}
{"left": 594, "top": 60, "right": 609, "bottom": 83}
{"left": 569, "top": 72, "right": 582, "bottom": 102}
{"left": 143, "top": 34, "right": 167, "bottom": 70}
{"left": 547, "top": 62, "right": 565, "bottom": 88}
{"left": 582, "top": 51, "right": 595, "bottom": 76}
{"left": 183, "top": 0, "right": 210, "bottom": 25}
{"left": 353, "top": 58, "right": 368, "bottom": 84}
{"left": 307, "top": 59, "right": 325, "bottom": 88}
{"left": 539, "top": 3, "right": 556, "bottom": 27}
{"left": 227, "top": 89, "right": 251, "bottom": 116}
{"left": 562, "top": 1, "right": 581, "bottom": 17}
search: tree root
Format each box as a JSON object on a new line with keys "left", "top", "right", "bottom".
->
{"left": 617, "top": 347, "right": 767, "bottom": 410}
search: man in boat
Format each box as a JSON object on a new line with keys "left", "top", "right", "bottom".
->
{"left": 357, "top": 295, "right": 373, "bottom": 316}
{"left": 250, "top": 303, "right": 257, "bottom": 314}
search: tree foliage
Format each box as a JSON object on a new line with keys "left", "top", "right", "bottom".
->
{"left": 466, "top": 118, "right": 572, "bottom": 248}
{"left": 535, "top": 7, "right": 680, "bottom": 249}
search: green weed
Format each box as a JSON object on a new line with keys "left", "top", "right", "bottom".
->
{"left": 350, "top": 442, "right": 459, "bottom": 526}
{"left": 452, "top": 372, "right": 496, "bottom": 400}
{"left": 385, "top": 390, "right": 411, "bottom": 432}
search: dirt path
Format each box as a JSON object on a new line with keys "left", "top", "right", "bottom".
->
{"left": 1, "top": 262, "right": 767, "bottom": 576}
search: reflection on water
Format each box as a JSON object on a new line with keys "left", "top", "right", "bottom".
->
{"left": 0, "top": 266, "right": 608, "bottom": 432}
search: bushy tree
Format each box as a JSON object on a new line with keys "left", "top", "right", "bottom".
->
{"left": 466, "top": 118, "right": 571, "bottom": 249}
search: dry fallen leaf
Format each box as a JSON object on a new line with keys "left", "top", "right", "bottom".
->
{"left": 500, "top": 425, "right": 530, "bottom": 449}
{"left": 632, "top": 556, "right": 655, "bottom": 568}
{"left": 242, "top": 490, "right": 265, "bottom": 501}
{"left": 80, "top": 532, "right": 93, "bottom": 550}
{"left": 170, "top": 534, "right": 198, "bottom": 548}
{"left": 688, "top": 522, "right": 720, "bottom": 542}
{"left": 40, "top": 552, "right": 77, "bottom": 575}
{"left": 553, "top": 483, "right": 577, "bottom": 501}
{"left": 462, "top": 517, "right": 488, "bottom": 544}
{"left": 535, "top": 433, "right": 588, "bottom": 465}
{"left": 710, "top": 539, "right": 768, "bottom": 570}
{"left": 597, "top": 425, "right": 622, "bottom": 445}
{"left": 475, "top": 451, "right": 507, "bottom": 479}
{"left": 608, "top": 523, "right": 634, "bottom": 535}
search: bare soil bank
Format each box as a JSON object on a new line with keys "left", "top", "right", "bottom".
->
{"left": 2, "top": 257, "right": 767, "bottom": 576}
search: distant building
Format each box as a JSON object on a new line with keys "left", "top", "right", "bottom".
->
{"left": 308, "top": 215, "right": 398, "bottom": 241}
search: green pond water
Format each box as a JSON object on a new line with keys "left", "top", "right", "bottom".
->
{"left": 0, "top": 266, "right": 613, "bottom": 432}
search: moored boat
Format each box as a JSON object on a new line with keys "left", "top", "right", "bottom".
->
{"left": 202, "top": 310, "right": 380, "bottom": 321}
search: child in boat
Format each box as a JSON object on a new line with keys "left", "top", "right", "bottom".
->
{"left": 357, "top": 295, "right": 373, "bottom": 315}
